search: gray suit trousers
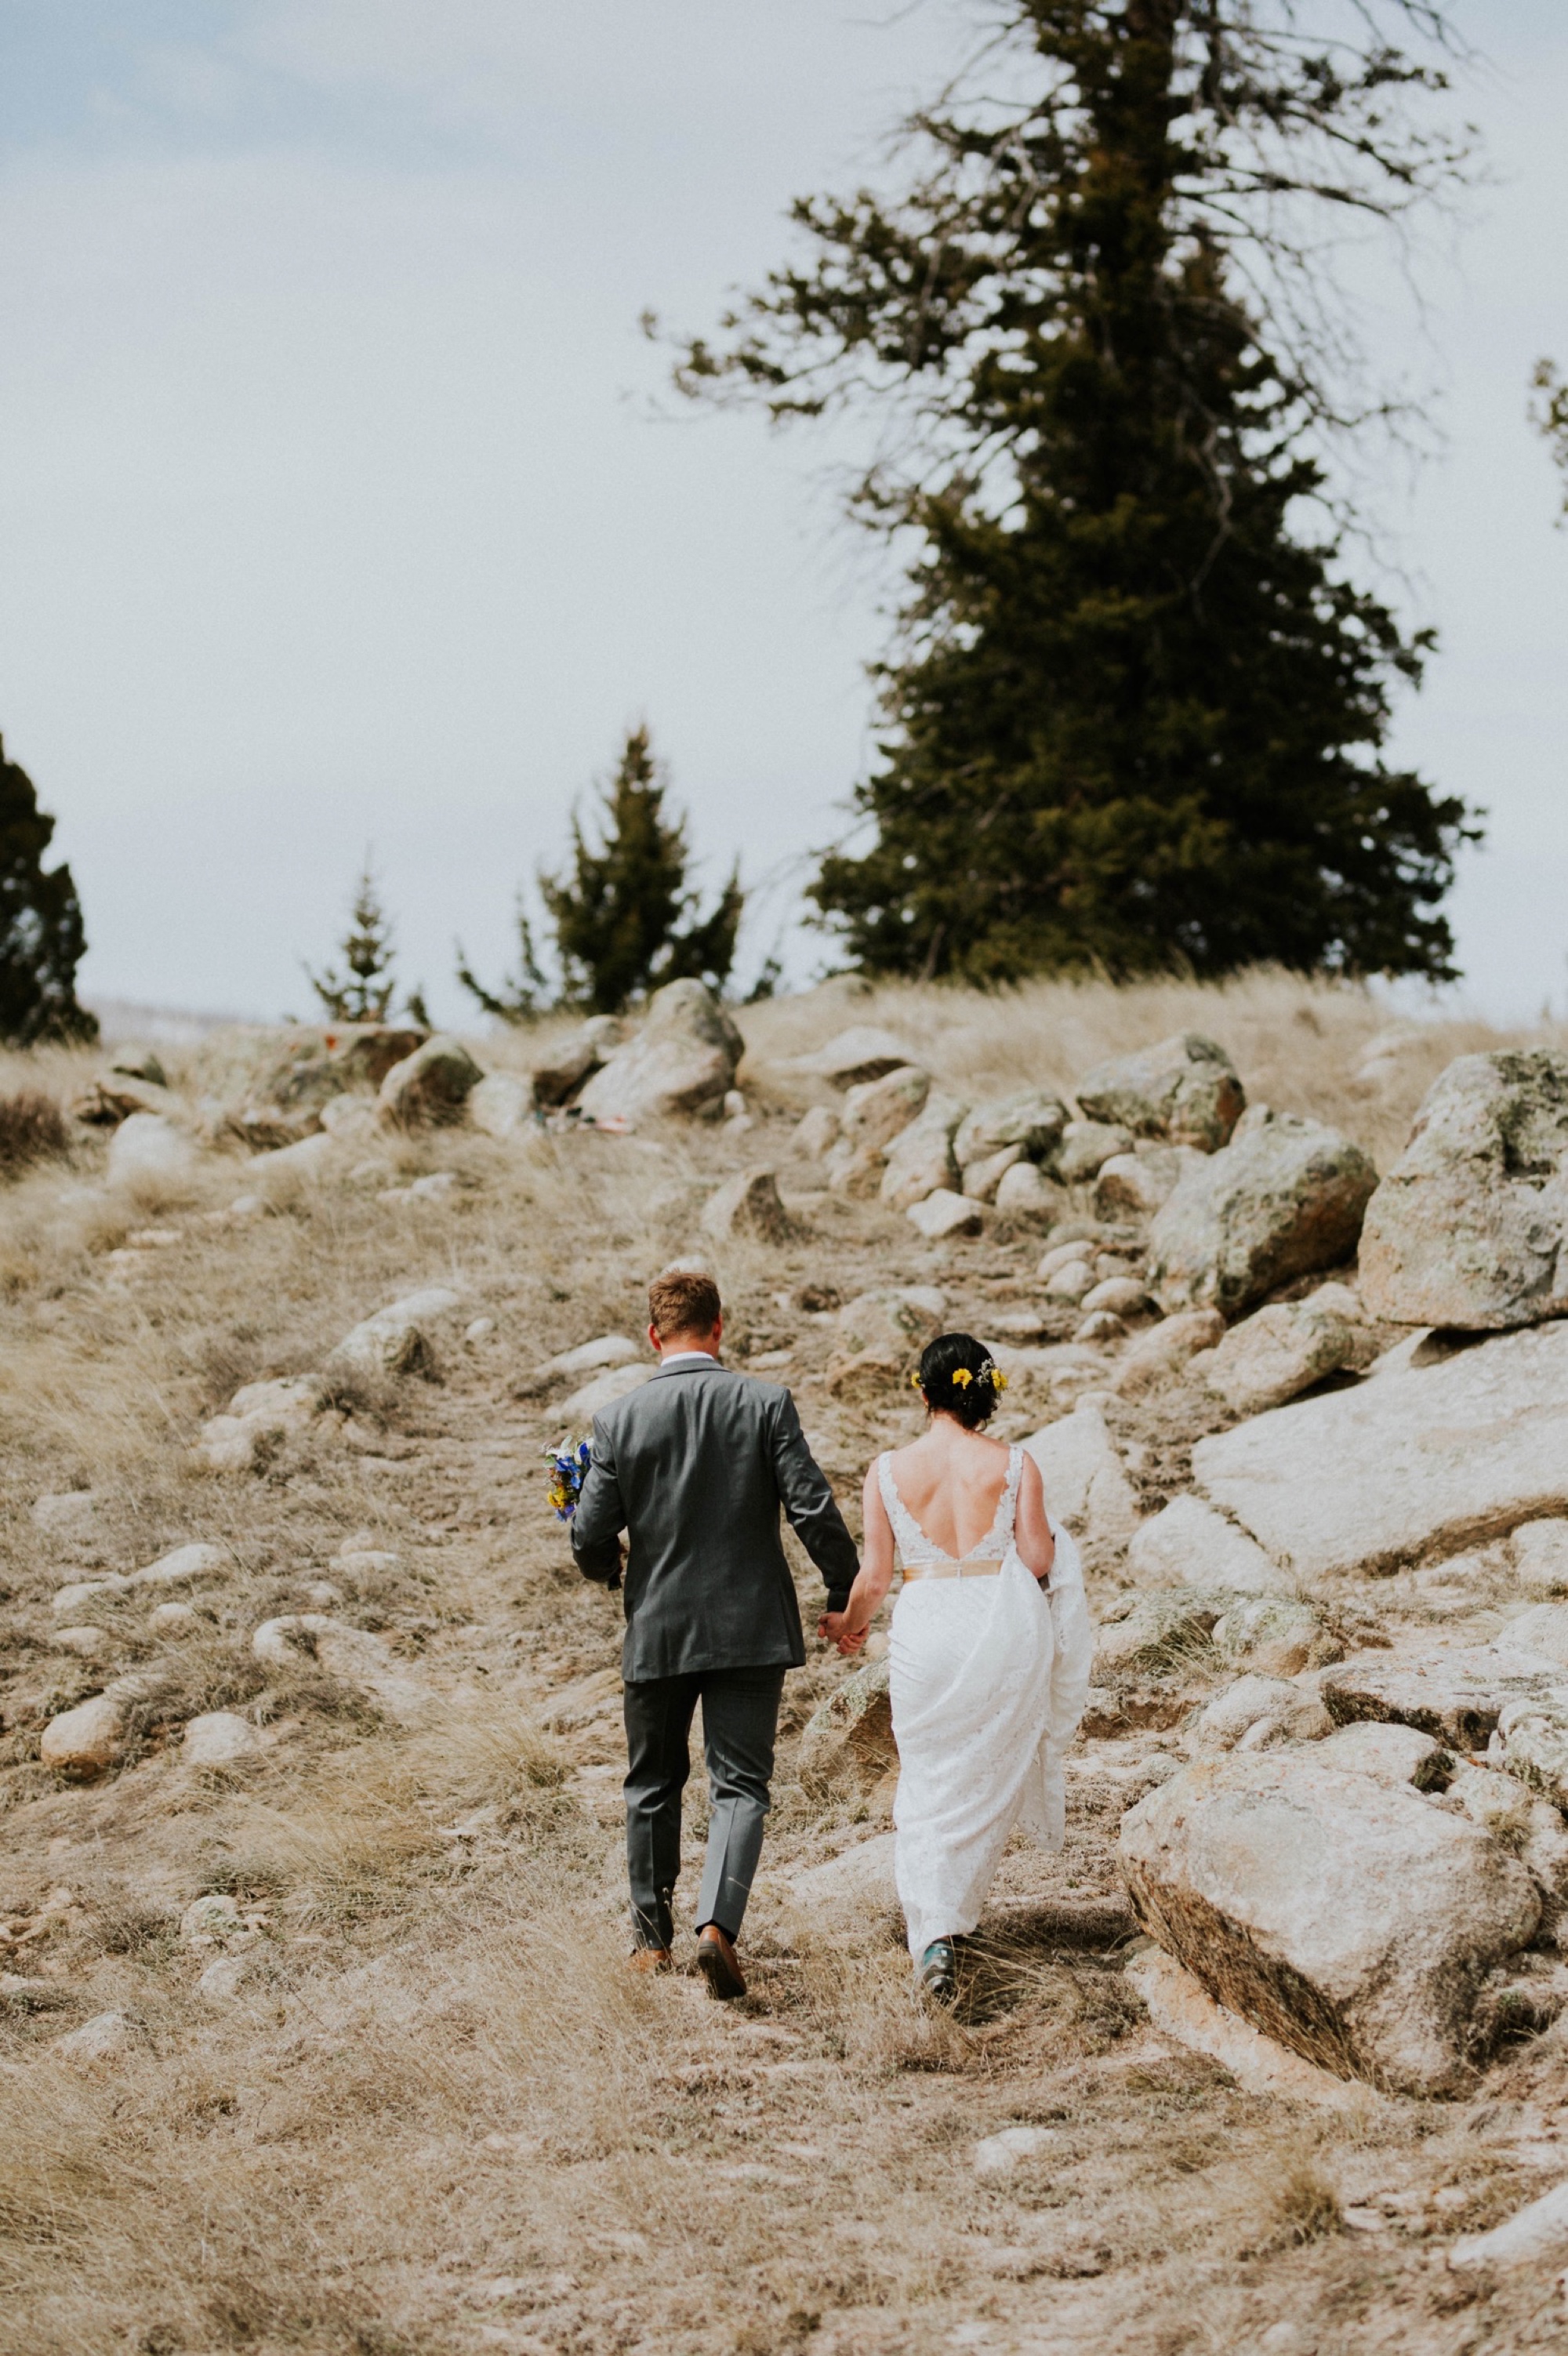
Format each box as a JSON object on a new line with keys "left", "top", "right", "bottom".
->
{"left": 622, "top": 1665, "right": 785, "bottom": 1950}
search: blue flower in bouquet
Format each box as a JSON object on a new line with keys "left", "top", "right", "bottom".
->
{"left": 545, "top": 1438, "right": 592, "bottom": 1521}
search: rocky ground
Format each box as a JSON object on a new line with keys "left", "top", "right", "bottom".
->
{"left": 3, "top": 971, "right": 1568, "bottom": 2356}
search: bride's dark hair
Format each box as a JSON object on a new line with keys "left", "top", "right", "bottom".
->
{"left": 916, "top": 1332, "right": 1001, "bottom": 1431}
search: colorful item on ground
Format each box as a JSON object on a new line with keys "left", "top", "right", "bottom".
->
{"left": 546, "top": 1438, "right": 592, "bottom": 1520}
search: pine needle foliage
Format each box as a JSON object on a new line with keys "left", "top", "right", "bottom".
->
{"left": 1531, "top": 359, "right": 1568, "bottom": 521}
{"left": 306, "top": 860, "right": 398, "bottom": 1022}
{"left": 673, "top": 0, "right": 1480, "bottom": 984}
{"left": 456, "top": 898, "right": 550, "bottom": 1026}
{"left": 0, "top": 735, "right": 96, "bottom": 1046}
{"left": 539, "top": 727, "right": 743, "bottom": 1014}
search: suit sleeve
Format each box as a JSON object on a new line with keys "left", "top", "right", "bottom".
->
{"left": 769, "top": 1389, "right": 860, "bottom": 1612}
{"left": 570, "top": 1415, "right": 625, "bottom": 1588}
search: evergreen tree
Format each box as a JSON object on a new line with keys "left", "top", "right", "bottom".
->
{"left": 0, "top": 735, "right": 96, "bottom": 1046}
{"left": 456, "top": 895, "right": 550, "bottom": 1026}
{"left": 673, "top": 1, "right": 1479, "bottom": 982}
{"left": 1532, "top": 360, "right": 1568, "bottom": 519}
{"left": 306, "top": 859, "right": 398, "bottom": 1022}
{"left": 537, "top": 727, "right": 743, "bottom": 1013}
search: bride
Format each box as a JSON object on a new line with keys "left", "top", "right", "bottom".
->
{"left": 820, "top": 1333, "right": 1094, "bottom": 2002}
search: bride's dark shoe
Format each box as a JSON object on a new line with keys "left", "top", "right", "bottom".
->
{"left": 916, "top": 1940, "right": 960, "bottom": 2006}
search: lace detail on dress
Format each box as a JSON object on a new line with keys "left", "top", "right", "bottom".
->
{"left": 877, "top": 1444, "right": 1025, "bottom": 1566}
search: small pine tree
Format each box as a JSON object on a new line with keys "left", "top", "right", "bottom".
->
{"left": 537, "top": 727, "right": 743, "bottom": 1014}
{"left": 305, "top": 859, "right": 398, "bottom": 1022}
{"left": 456, "top": 895, "right": 550, "bottom": 1026}
{"left": 1532, "top": 361, "right": 1568, "bottom": 519}
{"left": 0, "top": 735, "right": 96, "bottom": 1046}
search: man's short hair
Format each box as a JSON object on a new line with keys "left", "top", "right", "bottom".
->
{"left": 648, "top": 1269, "right": 722, "bottom": 1340}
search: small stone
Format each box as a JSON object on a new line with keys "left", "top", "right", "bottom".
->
{"left": 53, "top": 2010, "right": 134, "bottom": 2065}
{"left": 466, "top": 1071, "right": 534, "bottom": 1139}
{"left": 1046, "top": 1258, "right": 1095, "bottom": 1301}
{"left": 702, "top": 1168, "right": 796, "bottom": 1245}
{"left": 562, "top": 1363, "right": 655, "bottom": 1417}
{"left": 405, "top": 1171, "right": 458, "bottom": 1201}
{"left": 953, "top": 1090, "right": 1068, "bottom": 1168}
{"left": 792, "top": 1104, "right": 840, "bottom": 1160}
{"left": 181, "top": 1893, "right": 243, "bottom": 1944}
{"left": 52, "top": 1576, "right": 129, "bottom": 1616}
{"left": 318, "top": 1096, "right": 380, "bottom": 1145}
{"left": 962, "top": 1145, "right": 1025, "bottom": 1202}
{"left": 906, "top": 1189, "right": 982, "bottom": 1241}
{"left": 993, "top": 1160, "right": 1065, "bottom": 1225}
{"left": 32, "top": 1491, "right": 98, "bottom": 1539}
{"left": 1082, "top": 1276, "right": 1149, "bottom": 1317}
{"left": 150, "top": 1601, "right": 200, "bottom": 1634}
{"left": 1191, "top": 1675, "right": 1331, "bottom": 1753}
{"left": 826, "top": 1142, "right": 886, "bottom": 1198}
{"left": 182, "top": 1712, "right": 263, "bottom": 1767}
{"left": 1037, "top": 1240, "right": 1094, "bottom": 1281}
{"left": 52, "top": 1625, "right": 111, "bottom": 1660}
{"left": 1094, "top": 1145, "right": 1203, "bottom": 1221}
{"left": 1444, "top": 1763, "right": 1537, "bottom": 1841}
{"left": 107, "top": 1113, "right": 196, "bottom": 1185}
{"left": 249, "top": 1614, "right": 427, "bottom": 1723}
{"left": 377, "top": 1035, "right": 485, "bottom": 1128}
{"left": 1114, "top": 1309, "right": 1225, "bottom": 1397}
{"left": 1053, "top": 1120, "right": 1136, "bottom": 1185}
{"left": 540, "top": 1333, "right": 640, "bottom": 1380}
{"left": 798, "top": 1658, "right": 895, "bottom": 1792}
{"left": 464, "top": 1316, "right": 495, "bottom": 1344}
{"left": 198, "top": 1952, "right": 252, "bottom": 2003}
{"left": 328, "top": 1286, "right": 465, "bottom": 1378}
{"left": 973, "top": 2125, "right": 1058, "bottom": 2177}
{"left": 128, "top": 1542, "right": 228, "bottom": 1591}
{"left": 1074, "top": 1310, "right": 1124, "bottom": 1344}
{"left": 304, "top": 1581, "right": 343, "bottom": 1607}
{"left": 1210, "top": 1593, "right": 1341, "bottom": 1676}
{"left": 39, "top": 1692, "right": 127, "bottom": 1777}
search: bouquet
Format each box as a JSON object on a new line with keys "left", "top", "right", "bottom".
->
{"left": 544, "top": 1438, "right": 592, "bottom": 1521}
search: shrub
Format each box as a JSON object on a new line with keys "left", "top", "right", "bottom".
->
{"left": 0, "top": 1088, "right": 70, "bottom": 1174}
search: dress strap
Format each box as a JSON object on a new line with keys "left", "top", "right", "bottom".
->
{"left": 877, "top": 1451, "right": 944, "bottom": 1565}
{"left": 967, "top": 1443, "right": 1025, "bottom": 1559}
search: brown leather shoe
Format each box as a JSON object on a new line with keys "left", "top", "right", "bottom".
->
{"left": 627, "top": 1947, "right": 672, "bottom": 1975}
{"left": 696, "top": 1924, "right": 746, "bottom": 2002}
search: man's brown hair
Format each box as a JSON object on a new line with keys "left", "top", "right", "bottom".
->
{"left": 648, "top": 1268, "right": 722, "bottom": 1340}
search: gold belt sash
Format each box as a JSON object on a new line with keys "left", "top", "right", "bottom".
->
{"left": 900, "top": 1558, "right": 1003, "bottom": 1583}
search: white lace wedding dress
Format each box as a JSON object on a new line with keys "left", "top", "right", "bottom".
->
{"left": 880, "top": 1445, "right": 1094, "bottom": 1959}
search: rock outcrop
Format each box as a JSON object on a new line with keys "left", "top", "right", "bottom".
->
{"left": 1120, "top": 1751, "right": 1542, "bottom": 2094}
{"left": 1147, "top": 1108, "right": 1378, "bottom": 1319}
{"left": 576, "top": 981, "right": 742, "bottom": 1124}
{"left": 1127, "top": 1494, "right": 1285, "bottom": 1594}
{"left": 1202, "top": 1285, "right": 1377, "bottom": 1417}
{"left": 1359, "top": 1048, "right": 1568, "bottom": 1330}
{"left": 1076, "top": 1033, "right": 1244, "bottom": 1153}
{"left": 377, "top": 1036, "right": 485, "bottom": 1127}
{"left": 1192, "top": 1319, "right": 1568, "bottom": 1583}
{"left": 1022, "top": 1399, "right": 1141, "bottom": 1545}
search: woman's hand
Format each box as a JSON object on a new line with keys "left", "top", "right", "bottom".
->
{"left": 818, "top": 1610, "right": 868, "bottom": 1657}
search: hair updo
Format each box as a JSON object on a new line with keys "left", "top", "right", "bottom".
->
{"left": 915, "top": 1332, "right": 1003, "bottom": 1431}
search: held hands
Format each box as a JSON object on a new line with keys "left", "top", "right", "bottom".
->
{"left": 818, "top": 1610, "right": 868, "bottom": 1658}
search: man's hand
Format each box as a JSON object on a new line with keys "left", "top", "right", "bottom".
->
{"left": 818, "top": 1610, "right": 868, "bottom": 1657}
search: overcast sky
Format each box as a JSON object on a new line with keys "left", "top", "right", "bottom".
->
{"left": 1, "top": 2, "right": 1565, "bottom": 1027}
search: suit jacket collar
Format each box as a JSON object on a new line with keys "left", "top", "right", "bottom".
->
{"left": 652, "top": 1355, "right": 731, "bottom": 1380}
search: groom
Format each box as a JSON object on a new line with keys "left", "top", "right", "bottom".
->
{"left": 572, "top": 1268, "right": 859, "bottom": 1998}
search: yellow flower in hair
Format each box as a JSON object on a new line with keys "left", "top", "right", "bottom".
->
{"left": 909, "top": 1370, "right": 924, "bottom": 1391}
{"left": 978, "top": 1357, "right": 1007, "bottom": 1392}
{"left": 950, "top": 1367, "right": 974, "bottom": 1389}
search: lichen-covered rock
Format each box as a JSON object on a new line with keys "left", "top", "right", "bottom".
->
{"left": 1190, "top": 1675, "right": 1332, "bottom": 1753}
{"left": 1203, "top": 1287, "right": 1377, "bottom": 1417}
{"left": 797, "top": 1657, "right": 895, "bottom": 1792}
{"left": 1120, "top": 1751, "right": 1541, "bottom": 2094}
{"left": 1147, "top": 1108, "right": 1378, "bottom": 1319}
{"left": 954, "top": 1090, "right": 1068, "bottom": 1170}
{"left": 1053, "top": 1120, "right": 1136, "bottom": 1185}
{"left": 1076, "top": 1034, "right": 1245, "bottom": 1152}
{"left": 701, "top": 1167, "right": 796, "bottom": 1245}
{"left": 576, "top": 981, "right": 742, "bottom": 1124}
{"left": 1210, "top": 1594, "right": 1341, "bottom": 1677}
{"left": 1359, "top": 1049, "right": 1568, "bottom": 1330}
{"left": 377, "top": 1035, "right": 485, "bottom": 1127}
{"left": 39, "top": 1692, "right": 129, "bottom": 1777}
{"left": 879, "top": 1094, "right": 967, "bottom": 1210}
{"left": 467, "top": 1072, "right": 534, "bottom": 1139}
{"left": 1094, "top": 1146, "right": 1203, "bottom": 1222}
{"left": 841, "top": 1065, "right": 930, "bottom": 1154}
{"left": 1022, "top": 1399, "right": 1141, "bottom": 1545}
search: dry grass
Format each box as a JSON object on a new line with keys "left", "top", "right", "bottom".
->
{"left": 1, "top": 974, "right": 1566, "bottom": 2354}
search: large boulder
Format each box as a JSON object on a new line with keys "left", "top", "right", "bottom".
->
{"left": 1203, "top": 1285, "right": 1377, "bottom": 1417}
{"left": 529, "top": 1016, "right": 624, "bottom": 1108}
{"left": 1021, "top": 1399, "right": 1141, "bottom": 1545}
{"left": 1146, "top": 1108, "right": 1378, "bottom": 1319}
{"left": 953, "top": 1090, "right": 1068, "bottom": 1171}
{"left": 1127, "top": 1494, "right": 1287, "bottom": 1595}
{"left": 879, "top": 1094, "right": 967, "bottom": 1210}
{"left": 701, "top": 1168, "right": 795, "bottom": 1245}
{"left": 1076, "top": 1034, "right": 1244, "bottom": 1153}
{"left": 1120, "top": 1751, "right": 1542, "bottom": 2094}
{"left": 378, "top": 1035, "right": 484, "bottom": 1127}
{"left": 1054, "top": 1120, "right": 1135, "bottom": 1185}
{"left": 840, "top": 1065, "right": 930, "bottom": 1154}
{"left": 575, "top": 981, "right": 742, "bottom": 1124}
{"left": 1192, "top": 1320, "right": 1568, "bottom": 1583}
{"left": 1358, "top": 1049, "right": 1568, "bottom": 1331}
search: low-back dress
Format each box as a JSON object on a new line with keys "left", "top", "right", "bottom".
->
{"left": 878, "top": 1444, "right": 1094, "bottom": 1959}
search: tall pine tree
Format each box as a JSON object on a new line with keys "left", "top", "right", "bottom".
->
{"left": 0, "top": 735, "right": 96, "bottom": 1045}
{"left": 673, "top": 1, "right": 1478, "bottom": 982}
{"left": 538, "top": 726, "right": 742, "bottom": 1014}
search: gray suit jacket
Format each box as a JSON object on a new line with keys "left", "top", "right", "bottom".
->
{"left": 571, "top": 1357, "right": 859, "bottom": 1682}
